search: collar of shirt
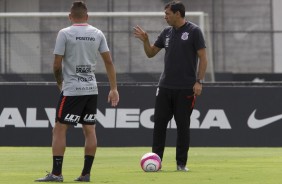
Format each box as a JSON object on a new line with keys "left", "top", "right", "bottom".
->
{"left": 72, "top": 23, "right": 89, "bottom": 26}
{"left": 173, "top": 21, "right": 189, "bottom": 33}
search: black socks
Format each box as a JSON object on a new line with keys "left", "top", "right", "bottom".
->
{"left": 82, "top": 155, "right": 94, "bottom": 176}
{"left": 51, "top": 155, "right": 94, "bottom": 176}
{"left": 52, "top": 156, "right": 63, "bottom": 176}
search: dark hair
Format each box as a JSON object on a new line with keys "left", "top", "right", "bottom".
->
{"left": 71, "top": 1, "right": 88, "bottom": 19}
{"left": 165, "top": 1, "right": 185, "bottom": 18}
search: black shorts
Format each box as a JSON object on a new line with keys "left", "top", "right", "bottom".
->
{"left": 55, "top": 93, "right": 98, "bottom": 125}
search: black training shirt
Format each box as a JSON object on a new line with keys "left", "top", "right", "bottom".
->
{"left": 154, "top": 21, "right": 206, "bottom": 89}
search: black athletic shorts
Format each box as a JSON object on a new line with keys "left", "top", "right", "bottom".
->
{"left": 55, "top": 92, "right": 98, "bottom": 125}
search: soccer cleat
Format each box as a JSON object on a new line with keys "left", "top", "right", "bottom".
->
{"left": 177, "top": 165, "right": 189, "bottom": 172}
{"left": 35, "top": 172, "right": 63, "bottom": 182}
{"left": 74, "top": 174, "right": 90, "bottom": 182}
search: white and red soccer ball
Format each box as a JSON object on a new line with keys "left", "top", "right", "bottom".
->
{"left": 140, "top": 152, "right": 162, "bottom": 172}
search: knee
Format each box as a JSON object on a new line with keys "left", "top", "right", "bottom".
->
{"left": 154, "top": 114, "right": 172, "bottom": 124}
{"left": 82, "top": 125, "right": 96, "bottom": 136}
{"left": 52, "top": 122, "right": 68, "bottom": 135}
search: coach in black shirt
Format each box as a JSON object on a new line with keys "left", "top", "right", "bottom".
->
{"left": 134, "top": 1, "right": 207, "bottom": 171}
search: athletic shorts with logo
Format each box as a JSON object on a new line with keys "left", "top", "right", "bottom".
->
{"left": 56, "top": 93, "right": 98, "bottom": 125}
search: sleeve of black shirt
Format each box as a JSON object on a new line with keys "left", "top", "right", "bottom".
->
{"left": 154, "top": 29, "right": 166, "bottom": 48}
{"left": 193, "top": 27, "right": 206, "bottom": 50}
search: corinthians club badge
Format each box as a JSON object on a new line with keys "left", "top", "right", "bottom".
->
{"left": 181, "top": 32, "right": 189, "bottom": 40}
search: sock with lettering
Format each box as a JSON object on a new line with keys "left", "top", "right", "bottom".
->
{"left": 52, "top": 156, "right": 63, "bottom": 176}
{"left": 81, "top": 155, "right": 94, "bottom": 176}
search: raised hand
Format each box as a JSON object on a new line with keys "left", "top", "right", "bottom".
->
{"left": 133, "top": 25, "right": 148, "bottom": 42}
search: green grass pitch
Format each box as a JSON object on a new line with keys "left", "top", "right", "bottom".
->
{"left": 0, "top": 147, "right": 281, "bottom": 184}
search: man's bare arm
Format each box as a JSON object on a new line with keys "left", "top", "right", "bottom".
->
{"left": 53, "top": 54, "right": 63, "bottom": 91}
{"left": 100, "top": 51, "right": 119, "bottom": 107}
{"left": 133, "top": 25, "right": 161, "bottom": 58}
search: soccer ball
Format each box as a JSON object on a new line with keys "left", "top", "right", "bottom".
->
{"left": 140, "top": 152, "right": 162, "bottom": 172}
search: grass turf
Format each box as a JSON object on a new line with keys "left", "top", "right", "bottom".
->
{"left": 0, "top": 147, "right": 281, "bottom": 184}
